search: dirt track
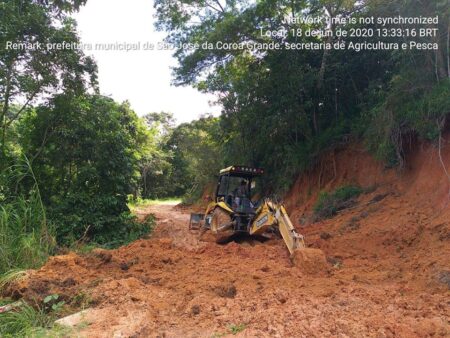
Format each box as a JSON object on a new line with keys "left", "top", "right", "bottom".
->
{"left": 8, "top": 199, "right": 449, "bottom": 338}
{"left": 6, "top": 139, "right": 450, "bottom": 338}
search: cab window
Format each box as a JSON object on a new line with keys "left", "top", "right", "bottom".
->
{"left": 217, "top": 176, "right": 247, "bottom": 197}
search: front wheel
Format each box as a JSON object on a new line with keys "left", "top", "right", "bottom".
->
{"left": 210, "top": 208, "right": 234, "bottom": 243}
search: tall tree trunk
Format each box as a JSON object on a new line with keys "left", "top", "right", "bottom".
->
{"left": 435, "top": 50, "right": 440, "bottom": 83}
{"left": 334, "top": 78, "right": 338, "bottom": 122}
{"left": 447, "top": 22, "right": 450, "bottom": 79}
{"left": 318, "top": 5, "right": 338, "bottom": 89}
{"left": 318, "top": 47, "right": 330, "bottom": 90}
{"left": 434, "top": 27, "right": 447, "bottom": 81}
{"left": 1, "top": 63, "right": 13, "bottom": 160}
{"left": 313, "top": 105, "right": 319, "bottom": 135}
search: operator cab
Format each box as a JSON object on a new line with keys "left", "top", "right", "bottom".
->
{"left": 215, "top": 166, "right": 264, "bottom": 214}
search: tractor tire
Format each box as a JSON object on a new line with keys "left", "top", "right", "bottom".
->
{"left": 210, "top": 208, "right": 234, "bottom": 244}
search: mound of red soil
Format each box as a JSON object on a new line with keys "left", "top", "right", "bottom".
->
{"left": 3, "top": 136, "right": 450, "bottom": 337}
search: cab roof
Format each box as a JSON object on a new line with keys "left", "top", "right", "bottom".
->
{"left": 219, "top": 165, "right": 264, "bottom": 177}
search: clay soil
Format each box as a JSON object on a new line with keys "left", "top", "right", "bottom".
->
{"left": 5, "top": 141, "right": 450, "bottom": 338}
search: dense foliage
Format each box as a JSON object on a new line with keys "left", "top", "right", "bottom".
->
{"left": 18, "top": 95, "right": 152, "bottom": 244}
{"left": 0, "top": 0, "right": 97, "bottom": 161}
{"left": 154, "top": 0, "right": 450, "bottom": 190}
{"left": 140, "top": 113, "right": 224, "bottom": 201}
{"left": 0, "top": 0, "right": 154, "bottom": 272}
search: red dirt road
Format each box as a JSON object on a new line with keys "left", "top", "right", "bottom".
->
{"left": 6, "top": 138, "right": 450, "bottom": 337}
{"left": 8, "top": 201, "right": 449, "bottom": 338}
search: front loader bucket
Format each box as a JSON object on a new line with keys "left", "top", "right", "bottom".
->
{"left": 189, "top": 213, "right": 205, "bottom": 230}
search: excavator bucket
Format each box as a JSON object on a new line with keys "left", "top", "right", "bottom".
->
{"left": 189, "top": 213, "right": 204, "bottom": 230}
{"left": 292, "top": 248, "right": 329, "bottom": 275}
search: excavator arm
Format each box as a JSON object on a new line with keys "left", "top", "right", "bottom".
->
{"left": 249, "top": 200, "right": 305, "bottom": 255}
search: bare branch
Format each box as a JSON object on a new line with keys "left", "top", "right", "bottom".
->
{"left": 211, "top": 0, "right": 224, "bottom": 12}
{"left": 204, "top": 1, "right": 223, "bottom": 13}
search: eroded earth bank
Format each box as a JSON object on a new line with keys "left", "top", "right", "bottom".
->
{"left": 5, "top": 141, "right": 450, "bottom": 338}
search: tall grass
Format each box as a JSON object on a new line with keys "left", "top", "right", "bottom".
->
{"left": 0, "top": 299, "right": 74, "bottom": 337}
{"left": 0, "top": 157, "right": 56, "bottom": 276}
{"left": 0, "top": 302, "right": 52, "bottom": 337}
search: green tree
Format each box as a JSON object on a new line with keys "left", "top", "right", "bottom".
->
{"left": 139, "top": 112, "right": 174, "bottom": 199}
{"left": 362, "top": 0, "right": 450, "bottom": 165}
{"left": 0, "top": 0, "right": 97, "bottom": 161}
{"left": 138, "top": 113, "right": 223, "bottom": 200}
{"left": 166, "top": 116, "right": 224, "bottom": 201}
{"left": 155, "top": 0, "right": 450, "bottom": 191}
{"left": 19, "top": 94, "right": 151, "bottom": 244}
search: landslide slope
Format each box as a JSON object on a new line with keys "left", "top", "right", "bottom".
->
{"left": 3, "top": 137, "right": 450, "bottom": 338}
{"left": 285, "top": 136, "right": 450, "bottom": 294}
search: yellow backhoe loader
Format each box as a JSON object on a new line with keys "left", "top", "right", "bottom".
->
{"left": 189, "top": 166, "right": 327, "bottom": 271}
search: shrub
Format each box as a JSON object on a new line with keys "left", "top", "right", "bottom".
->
{"left": 314, "top": 185, "right": 362, "bottom": 220}
{"left": 228, "top": 323, "right": 246, "bottom": 335}
{"left": 18, "top": 95, "right": 152, "bottom": 245}
{"left": 99, "top": 213, "right": 155, "bottom": 249}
